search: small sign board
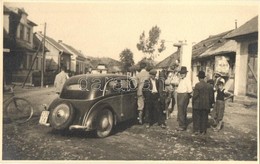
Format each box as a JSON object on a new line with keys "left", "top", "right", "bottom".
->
{"left": 215, "top": 56, "right": 230, "bottom": 76}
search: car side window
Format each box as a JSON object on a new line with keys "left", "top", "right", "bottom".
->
{"left": 105, "top": 80, "right": 121, "bottom": 95}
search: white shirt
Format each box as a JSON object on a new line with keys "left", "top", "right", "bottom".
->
{"left": 176, "top": 76, "right": 192, "bottom": 93}
{"left": 54, "top": 71, "right": 69, "bottom": 93}
{"left": 151, "top": 79, "right": 158, "bottom": 93}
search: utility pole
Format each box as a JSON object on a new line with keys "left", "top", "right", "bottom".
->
{"left": 41, "top": 22, "right": 46, "bottom": 88}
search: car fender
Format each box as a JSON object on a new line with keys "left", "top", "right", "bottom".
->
{"left": 82, "top": 103, "right": 117, "bottom": 130}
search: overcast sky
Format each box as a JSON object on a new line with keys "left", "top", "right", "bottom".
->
{"left": 4, "top": 1, "right": 259, "bottom": 63}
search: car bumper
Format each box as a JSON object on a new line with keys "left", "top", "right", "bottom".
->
{"left": 39, "top": 110, "right": 93, "bottom": 131}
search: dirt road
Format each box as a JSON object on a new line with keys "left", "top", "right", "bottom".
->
{"left": 2, "top": 86, "right": 258, "bottom": 160}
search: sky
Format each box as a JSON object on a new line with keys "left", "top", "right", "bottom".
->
{"left": 3, "top": 1, "right": 259, "bottom": 63}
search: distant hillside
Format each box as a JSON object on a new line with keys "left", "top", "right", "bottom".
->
{"left": 86, "top": 56, "right": 121, "bottom": 68}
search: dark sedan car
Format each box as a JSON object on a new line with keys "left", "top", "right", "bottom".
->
{"left": 39, "top": 74, "right": 138, "bottom": 138}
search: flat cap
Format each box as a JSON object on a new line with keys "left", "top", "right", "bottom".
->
{"left": 149, "top": 69, "right": 157, "bottom": 75}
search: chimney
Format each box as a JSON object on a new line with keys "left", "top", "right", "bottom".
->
{"left": 235, "top": 19, "right": 237, "bottom": 29}
{"left": 58, "top": 40, "right": 62, "bottom": 43}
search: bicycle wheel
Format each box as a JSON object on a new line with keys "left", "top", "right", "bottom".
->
{"left": 6, "top": 97, "right": 34, "bottom": 124}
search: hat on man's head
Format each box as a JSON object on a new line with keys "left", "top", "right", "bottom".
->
{"left": 178, "top": 66, "right": 188, "bottom": 74}
{"left": 217, "top": 78, "right": 226, "bottom": 85}
{"left": 149, "top": 69, "right": 157, "bottom": 75}
{"left": 214, "top": 72, "right": 223, "bottom": 77}
{"left": 139, "top": 62, "right": 147, "bottom": 69}
{"left": 197, "top": 71, "right": 206, "bottom": 78}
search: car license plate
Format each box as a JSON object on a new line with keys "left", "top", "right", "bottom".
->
{"left": 39, "top": 111, "right": 50, "bottom": 125}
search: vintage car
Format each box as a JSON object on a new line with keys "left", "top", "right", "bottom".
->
{"left": 39, "top": 74, "right": 138, "bottom": 138}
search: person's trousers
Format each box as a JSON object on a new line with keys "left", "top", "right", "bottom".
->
{"left": 192, "top": 108, "right": 209, "bottom": 133}
{"left": 211, "top": 100, "right": 225, "bottom": 122}
{"left": 158, "top": 94, "right": 166, "bottom": 125}
{"left": 144, "top": 93, "right": 159, "bottom": 125}
{"left": 177, "top": 93, "right": 190, "bottom": 129}
{"left": 137, "top": 95, "right": 145, "bottom": 111}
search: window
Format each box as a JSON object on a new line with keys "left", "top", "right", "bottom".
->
{"left": 26, "top": 27, "right": 31, "bottom": 42}
{"left": 19, "top": 24, "right": 24, "bottom": 40}
{"left": 248, "top": 42, "right": 258, "bottom": 56}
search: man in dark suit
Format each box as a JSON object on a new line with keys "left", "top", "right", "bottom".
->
{"left": 192, "top": 71, "right": 214, "bottom": 135}
{"left": 143, "top": 69, "right": 167, "bottom": 129}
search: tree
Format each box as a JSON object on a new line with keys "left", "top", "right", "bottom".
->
{"left": 119, "top": 48, "right": 135, "bottom": 74}
{"left": 136, "top": 25, "right": 166, "bottom": 60}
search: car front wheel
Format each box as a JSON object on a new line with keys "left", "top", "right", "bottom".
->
{"left": 95, "top": 109, "right": 113, "bottom": 138}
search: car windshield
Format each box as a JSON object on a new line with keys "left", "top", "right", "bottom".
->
{"left": 60, "top": 77, "right": 104, "bottom": 100}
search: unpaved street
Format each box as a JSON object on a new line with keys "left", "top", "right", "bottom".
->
{"left": 2, "top": 86, "right": 258, "bottom": 160}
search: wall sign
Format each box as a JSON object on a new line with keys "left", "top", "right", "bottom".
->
{"left": 215, "top": 56, "right": 230, "bottom": 76}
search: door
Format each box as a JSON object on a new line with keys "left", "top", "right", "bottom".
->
{"left": 121, "top": 79, "right": 137, "bottom": 121}
{"left": 247, "top": 42, "right": 258, "bottom": 97}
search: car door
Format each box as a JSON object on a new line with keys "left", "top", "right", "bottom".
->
{"left": 120, "top": 78, "right": 137, "bottom": 121}
{"left": 103, "top": 79, "right": 124, "bottom": 120}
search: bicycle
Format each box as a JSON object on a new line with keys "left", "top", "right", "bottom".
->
{"left": 3, "top": 85, "right": 34, "bottom": 124}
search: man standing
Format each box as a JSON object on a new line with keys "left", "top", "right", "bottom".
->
{"left": 143, "top": 69, "right": 166, "bottom": 129}
{"left": 136, "top": 62, "right": 150, "bottom": 124}
{"left": 54, "top": 66, "right": 69, "bottom": 94}
{"left": 192, "top": 71, "right": 214, "bottom": 135}
{"left": 176, "top": 66, "right": 192, "bottom": 131}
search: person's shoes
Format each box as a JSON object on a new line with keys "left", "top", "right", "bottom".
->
{"left": 161, "top": 124, "right": 167, "bottom": 129}
{"left": 192, "top": 131, "right": 200, "bottom": 136}
{"left": 200, "top": 131, "right": 207, "bottom": 135}
{"left": 176, "top": 127, "right": 186, "bottom": 131}
{"left": 213, "top": 128, "right": 219, "bottom": 132}
{"left": 212, "top": 119, "right": 218, "bottom": 126}
{"left": 146, "top": 124, "right": 151, "bottom": 128}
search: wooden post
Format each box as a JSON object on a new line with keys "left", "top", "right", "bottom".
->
{"left": 41, "top": 23, "right": 46, "bottom": 88}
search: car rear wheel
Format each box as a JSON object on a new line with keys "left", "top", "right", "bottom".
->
{"left": 95, "top": 109, "right": 113, "bottom": 138}
{"left": 49, "top": 102, "right": 74, "bottom": 130}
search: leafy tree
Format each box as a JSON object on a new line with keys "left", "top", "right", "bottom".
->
{"left": 136, "top": 25, "right": 166, "bottom": 60}
{"left": 119, "top": 48, "right": 135, "bottom": 74}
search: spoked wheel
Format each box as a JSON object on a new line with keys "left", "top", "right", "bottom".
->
{"left": 95, "top": 109, "right": 114, "bottom": 138}
{"left": 6, "top": 98, "right": 34, "bottom": 124}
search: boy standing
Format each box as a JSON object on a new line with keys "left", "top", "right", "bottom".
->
{"left": 211, "top": 79, "right": 231, "bottom": 131}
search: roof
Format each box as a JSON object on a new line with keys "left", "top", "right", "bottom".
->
{"left": 4, "top": 5, "right": 12, "bottom": 13}
{"left": 27, "top": 19, "right": 37, "bottom": 26}
{"left": 4, "top": 5, "right": 37, "bottom": 26}
{"left": 156, "top": 51, "right": 179, "bottom": 68}
{"left": 33, "top": 33, "right": 49, "bottom": 52}
{"left": 225, "top": 16, "right": 258, "bottom": 39}
{"left": 35, "top": 32, "right": 71, "bottom": 55}
{"left": 199, "top": 40, "right": 237, "bottom": 58}
{"left": 192, "top": 30, "right": 235, "bottom": 59}
{"left": 59, "top": 42, "right": 86, "bottom": 60}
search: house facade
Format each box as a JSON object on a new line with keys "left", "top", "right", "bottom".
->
{"left": 34, "top": 32, "right": 72, "bottom": 72}
{"left": 191, "top": 30, "right": 237, "bottom": 88}
{"left": 225, "top": 16, "right": 258, "bottom": 97}
{"left": 59, "top": 41, "right": 87, "bottom": 75}
{"left": 3, "top": 6, "right": 37, "bottom": 85}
